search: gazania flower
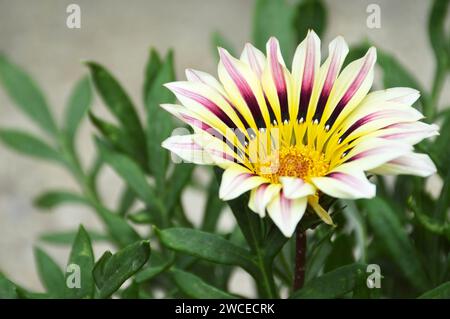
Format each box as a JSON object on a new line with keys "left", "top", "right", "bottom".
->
{"left": 161, "top": 31, "right": 438, "bottom": 237}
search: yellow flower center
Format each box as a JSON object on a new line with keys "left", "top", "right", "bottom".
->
{"left": 256, "top": 145, "right": 330, "bottom": 183}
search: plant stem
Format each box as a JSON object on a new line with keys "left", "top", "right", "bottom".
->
{"left": 293, "top": 228, "right": 307, "bottom": 291}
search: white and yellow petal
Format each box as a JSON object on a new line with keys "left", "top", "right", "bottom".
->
{"left": 219, "top": 164, "right": 268, "bottom": 200}
{"left": 248, "top": 183, "right": 282, "bottom": 217}
{"left": 267, "top": 191, "right": 308, "bottom": 237}
{"left": 279, "top": 176, "right": 315, "bottom": 199}
{"left": 311, "top": 166, "right": 376, "bottom": 199}
{"left": 369, "top": 152, "right": 437, "bottom": 177}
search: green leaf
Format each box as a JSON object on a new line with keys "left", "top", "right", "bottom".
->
{"left": 418, "top": 281, "right": 450, "bottom": 298}
{"left": 171, "top": 269, "right": 237, "bottom": 299}
{"left": 34, "top": 247, "right": 65, "bottom": 297}
{"left": 143, "top": 49, "right": 162, "bottom": 105}
{"left": 0, "top": 129, "right": 64, "bottom": 164}
{"left": 293, "top": 0, "right": 327, "bottom": 42}
{"left": 64, "top": 76, "right": 92, "bottom": 143}
{"left": 157, "top": 227, "right": 256, "bottom": 273}
{"left": 201, "top": 175, "right": 225, "bottom": 232}
{"left": 145, "top": 50, "right": 176, "bottom": 189}
{"left": 428, "top": 0, "right": 450, "bottom": 69}
{"left": 93, "top": 240, "right": 151, "bottom": 298}
{"left": 95, "top": 204, "right": 141, "bottom": 247}
{"left": 39, "top": 230, "right": 109, "bottom": 245}
{"left": 324, "top": 234, "right": 354, "bottom": 272}
{"left": 291, "top": 263, "right": 367, "bottom": 298}
{"left": 164, "top": 163, "right": 194, "bottom": 215}
{"left": 0, "top": 273, "right": 19, "bottom": 299}
{"left": 305, "top": 229, "right": 333, "bottom": 283}
{"left": 86, "top": 62, "right": 147, "bottom": 164}
{"left": 89, "top": 112, "right": 144, "bottom": 167}
{"left": 435, "top": 162, "right": 450, "bottom": 221}
{"left": 342, "top": 200, "right": 368, "bottom": 262}
{"left": 128, "top": 210, "right": 157, "bottom": 225}
{"left": 265, "top": 224, "right": 289, "bottom": 261}
{"left": 96, "top": 139, "right": 162, "bottom": 210}
{"left": 252, "top": 0, "right": 295, "bottom": 61}
{"left": 0, "top": 54, "right": 57, "bottom": 135}
{"left": 64, "top": 226, "right": 95, "bottom": 298}
{"left": 211, "top": 31, "right": 236, "bottom": 56}
{"left": 363, "top": 197, "right": 428, "bottom": 290}
{"left": 424, "top": 111, "right": 450, "bottom": 176}
{"left": 135, "top": 257, "right": 174, "bottom": 283}
{"left": 117, "top": 186, "right": 136, "bottom": 216}
{"left": 120, "top": 282, "right": 140, "bottom": 299}
{"left": 34, "top": 191, "right": 88, "bottom": 210}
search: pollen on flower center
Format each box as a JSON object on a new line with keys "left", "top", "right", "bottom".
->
{"left": 257, "top": 145, "right": 330, "bottom": 183}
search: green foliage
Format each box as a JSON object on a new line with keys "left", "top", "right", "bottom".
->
{"left": 253, "top": 0, "right": 296, "bottom": 60}
{"left": 291, "top": 264, "right": 367, "bottom": 298}
{"left": 171, "top": 269, "right": 237, "bottom": 299}
{"left": 0, "top": 0, "right": 449, "bottom": 300}
{"left": 93, "top": 240, "right": 150, "bottom": 298}
{"left": 0, "top": 54, "right": 58, "bottom": 135}
{"left": 293, "top": 0, "right": 327, "bottom": 42}
{"left": 34, "top": 248, "right": 65, "bottom": 297}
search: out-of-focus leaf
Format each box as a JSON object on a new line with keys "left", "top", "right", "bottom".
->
{"left": 86, "top": 62, "right": 147, "bottom": 165}
{"left": 34, "top": 191, "right": 88, "bottom": 210}
{"left": 0, "top": 273, "right": 19, "bottom": 299}
{"left": 93, "top": 240, "right": 150, "bottom": 298}
{"left": 211, "top": 31, "right": 236, "bottom": 56}
{"left": 418, "top": 281, "right": 450, "bottom": 298}
{"left": 428, "top": 0, "right": 450, "bottom": 69}
{"left": 157, "top": 227, "right": 256, "bottom": 273}
{"left": 343, "top": 200, "right": 368, "bottom": 262}
{"left": 0, "top": 54, "right": 57, "bottom": 135}
{"left": 171, "top": 269, "right": 237, "bottom": 299}
{"left": 39, "top": 230, "right": 109, "bottom": 245}
{"left": 64, "top": 226, "right": 95, "bottom": 298}
{"left": 363, "top": 198, "right": 428, "bottom": 290}
{"left": 291, "top": 263, "right": 367, "bottom": 298}
{"left": 135, "top": 257, "right": 174, "bottom": 283}
{"left": 435, "top": 165, "right": 450, "bottom": 222}
{"left": 89, "top": 112, "right": 143, "bottom": 166}
{"left": 253, "top": 0, "right": 295, "bottom": 61}
{"left": 201, "top": 175, "right": 225, "bottom": 232}
{"left": 305, "top": 230, "right": 332, "bottom": 283}
{"left": 117, "top": 186, "right": 136, "bottom": 216}
{"left": 143, "top": 49, "right": 162, "bottom": 105}
{"left": 324, "top": 234, "right": 354, "bottom": 272}
{"left": 265, "top": 224, "right": 289, "bottom": 261}
{"left": 293, "top": 0, "right": 327, "bottom": 42}
{"left": 64, "top": 76, "right": 92, "bottom": 143}
{"left": 409, "top": 197, "right": 450, "bottom": 241}
{"left": 96, "top": 139, "right": 163, "bottom": 212}
{"left": 164, "top": 163, "right": 194, "bottom": 215}
{"left": 128, "top": 209, "right": 158, "bottom": 225}
{"left": 34, "top": 247, "right": 65, "bottom": 297}
{"left": 0, "top": 129, "right": 64, "bottom": 164}
{"left": 422, "top": 111, "right": 450, "bottom": 176}
{"left": 95, "top": 204, "right": 140, "bottom": 247}
{"left": 145, "top": 50, "right": 176, "bottom": 190}
{"left": 120, "top": 282, "right": 140, "bottom": 299}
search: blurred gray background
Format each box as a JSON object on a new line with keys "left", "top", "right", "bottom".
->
{"left": 0, "top": 0, "right": 448, "bottom": 297}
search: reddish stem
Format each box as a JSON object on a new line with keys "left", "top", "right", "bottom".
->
{"left": 293, "top": 229, "right": 307, "bottom": 291}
